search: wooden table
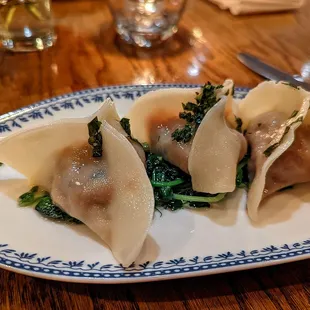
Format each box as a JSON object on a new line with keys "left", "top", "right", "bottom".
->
{"left": 0, "top": 0, "right": 309, "bottom": 309}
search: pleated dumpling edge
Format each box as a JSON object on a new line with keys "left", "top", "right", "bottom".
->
{"left": 0, "top": 99, "right": 155, "bottom": 266}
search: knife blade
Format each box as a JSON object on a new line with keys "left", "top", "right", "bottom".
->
{"left": 237, "top": 53, "right": 310, "bottom": 92}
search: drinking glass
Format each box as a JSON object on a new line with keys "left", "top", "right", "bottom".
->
{"left": 301, "top": 62, "right": 310, "bottom": 82}
{"left": 107, "top": 0, "right": 188, "bottom": 48}
{"left": 0, "top": 0, "right": 56, "bottom": 52}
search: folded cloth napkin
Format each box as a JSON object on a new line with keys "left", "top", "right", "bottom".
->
{"left": 210, "top": 0, "right": 305, "bottom": 15}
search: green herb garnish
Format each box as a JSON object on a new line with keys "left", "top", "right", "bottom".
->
{"left": 263, "top": 126, "right": 290, "bottom": 157}
{"left": 120, "top": 117, "right": 149, "bottom": 151}
{"left": 282, "top": 82, "right": 299, "bottom": 89}
{"left": 88, "top": 117, "right": 103, "bottom": 158}
{"left": 171, "top": 124, "right": 196, "bottom": 144}
{"left": 171, "top": 82, "right": 224, "bottom": 143}
{"left": 151, "top": 179, "right": 184, "bottom": 187}
{"left": 146, "top": 153, "right": 226, "bottom": 211}
{"left": 236, "top": 152, "right": 250, "bottom": 189}
{"left": 173, "top": 192, "right": 226, "bottom": 204}
{"left": 18, "top": 186, "right": 41, "bottom": 206}
{"left": 35, "top": 195, "right": 82, "bottom": 224}
{"left": 120, "top": 117, "right": 131, "bottom": 136}
{"left": 235, "top": 117, "right": 243, "bottom": 133}
{"left": 18, "top": 187, "right": 82, "bottom": 224}
{"left": 290, "top": 110, "right": 298, "bottom": 118}
{"left": 263, "top": 113, "right": 304, "bottom": 157}
{"left": 231, "top": 84, "right": 235, "bottom": 96}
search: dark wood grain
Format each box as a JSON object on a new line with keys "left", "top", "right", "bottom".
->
{"left": 0, "top": 0, "right": 310, "bottom": 309}
{"left": 0, "top": 260, "right": 309, "bottom": 310}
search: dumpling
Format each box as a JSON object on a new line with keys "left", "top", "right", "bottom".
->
{"left": 127, "top": 87, "right": 199, "bottom": 173}
{"left": 0, "top": 99, "right": 154, "bottom": 266}
{"left": 127, "top": 80, "right": 247, "bottom": 194}
{"left": 189, "top": 95, "right": 247, "bottom": 194}
{"left": 231, "top": 81, "right": 310, "bottom": 221}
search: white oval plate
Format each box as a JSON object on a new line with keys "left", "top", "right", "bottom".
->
{"left": 0, "top": 84, "right": 309, "bottom": 284}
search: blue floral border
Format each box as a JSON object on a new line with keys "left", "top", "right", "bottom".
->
{"left": 0, "top": 84, "right": 248, "bottom": 133}
{"left": 0, "top": 240, "right": 309, "bottom": 279}
{"left": 1, "top": 84, "right": 308, "bottom": 281}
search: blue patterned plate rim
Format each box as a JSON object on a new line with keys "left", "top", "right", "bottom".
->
{"left": 0, "top": 84, "right": 309, "bottom": 284}
{"left": 0, "top": 241, "right": 309, "bottom": 283}
{"left": 0, "top": 84, "right": 249, "bottom": 124}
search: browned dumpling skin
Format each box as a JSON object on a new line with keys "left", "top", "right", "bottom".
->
{"left": 246, "top": 111, "right": 310, "bottom": 197}
{"left": 51, "top": 144, "right": 114, "bottom": 217}
{"left": 148, "top": 113, "right": 191, "bottom": 173}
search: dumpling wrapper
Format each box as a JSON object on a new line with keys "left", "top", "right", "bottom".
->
{"left": 231, "top": 81, "right": 310, "bottom": 221}
{"left": 127, "top": 80, "right": 245, "bottom": 194}
{"left": 127, "top": 87, "right": 200, "bottom": 145}
{"left": 127, "top": 87, "right": 200, "bottom": 173}
{"left": 225, "top": 81, "right": 310, "bottom": 130}
{"left": 128, "top": 80, "right": 234, "bottom": 145}
{"left": 0, "top": 100, "right": 154, "bottom": 266}
{"left": 189, "top": 95, "right": 247, "bottom": 194}
{"left": 0, "top": 99, "right": 120, "bottom": 188}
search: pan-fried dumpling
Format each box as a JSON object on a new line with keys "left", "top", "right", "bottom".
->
{"left": 0, "top": 99, "right": 154, "bottom": 266}
{"left": 127, "top": 80, "right": 247, "bottom": 194}
{"left": 231, "top": 81, "right": 310, "bottom": 221}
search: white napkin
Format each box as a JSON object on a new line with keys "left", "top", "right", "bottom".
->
{"left": 210, "top": 0, "right": 305, "bottom": 15}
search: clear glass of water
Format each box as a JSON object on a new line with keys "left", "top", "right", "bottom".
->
{"left": 107, "top": 0, "right": 188, "bottom": 48}
{"left": 0, "top": 0, "right": 56, "bottom": 52}
{"left": 301, "top": 62, "right": 310, "bottom": 82}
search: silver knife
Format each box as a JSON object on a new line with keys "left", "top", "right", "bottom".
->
{"left": 237, "top": 53, "right": 310, "bottom": 92}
